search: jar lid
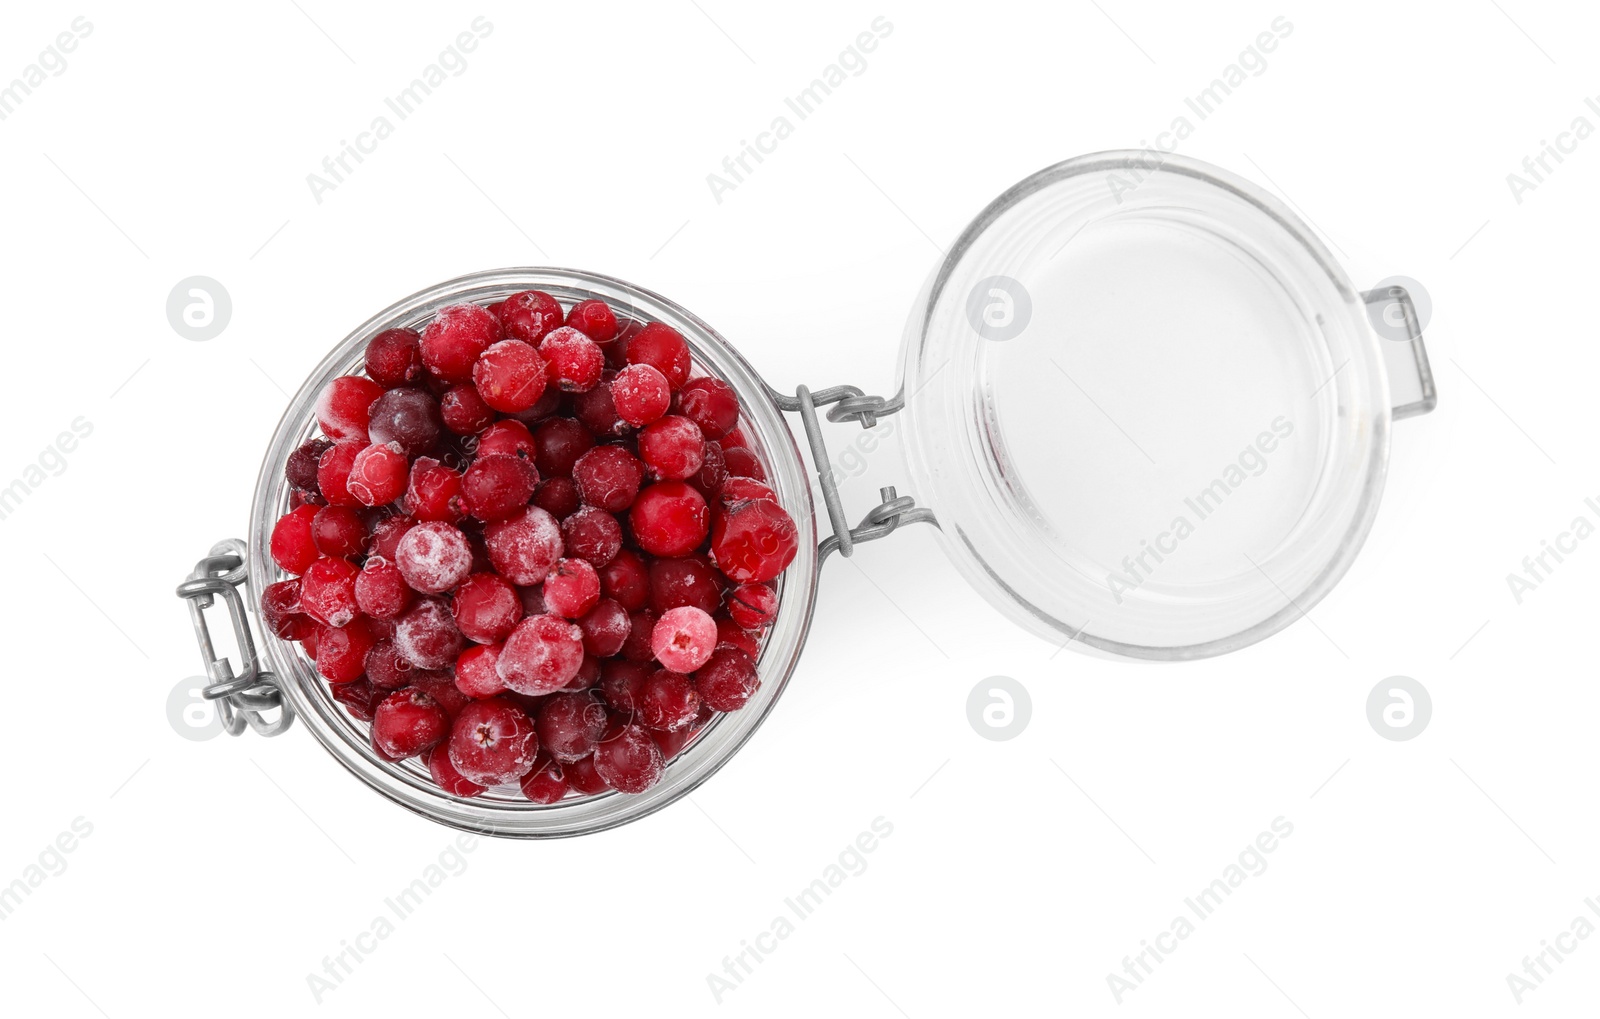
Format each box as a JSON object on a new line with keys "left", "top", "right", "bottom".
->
{"left": 898, "top": 152, "right": 1404, "bottom": 660}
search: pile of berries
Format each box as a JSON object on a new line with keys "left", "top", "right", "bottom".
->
{"left": 260, "top": 292, "right": 798, "bottom": 800}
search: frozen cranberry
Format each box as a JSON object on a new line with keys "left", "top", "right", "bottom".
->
{"left": 572, "top": 445, "right": 644, "bottom": 512}
{"left": 412, "top": 668, "right": 470, "bottom": 720}
{"left": 317, "top": 440, "right": 365, "bottom": 507}
{"left": 452, "top": 572, "right": 522, "bottom": 644}
{"left": 695, "top": 646, "right": 759, "bottom": 711}
{"left": 373, "top": 688, "right": 450, "bottom": 759}
{"left": 455, "top": 643, "right": 507, "bottom": 699}
{"left": 594, "top": 723, "right": 665, "bottom": 794}
{"left": 498, "top": 614, "right": 586, "bottom": 694}
{"left": 566, "top": 754, "right": 610, "bottom": 795}
{"left": 310, "top": 505, "right": 365, "bottom": 559}
{"left": 354, "top": 559, "right": 412, "bottom": 619}
{"left": 575, "top": 598, "right": 629, "bottom": 657}
{"left": 652, "top": 719, "right": 704, "bottom": 760}
{"left": 620, "top": 610, "right": 658, "bottom": 663}
{"left": 533, "top": 476, "right": 581, "bottom": 518}
{"left": 364, "top": 639, "right": 414, "bottom": 690}
{"left": 520, "top": 755, "right": 570, "bottom": 803}
{"left": 365, "top": 327, "right": 424, "bottom": 388}
{"left": 711, "top": 495, "right": 798, "bottom": 584}
{"left": 369, "top": 514, "right": 416, "bottom": 561}
{"left": 626, "top": 322, "right": 692, "bottom": 391}
{"left": 610, "top": 363, "right": 671, "bottom": 426}
{"left": 561, "top": 505, "right": 622, "bottom": 566}
{"left": 347, "top": 442, "right": 409, "bottom": 507}
{"left": 315, "top": 375, "right": 384, "bottom": 441}
{"left": 637, "top": 669, "right": 703, "bottom": 731}
{"left": 434, "top": 386, "right": 489, "bottom": 436}
{"left": 536, "top": 691, "right": 609, "bottom": 762}
{"left": 675, "top": 377, "right": 740, "bottom": 439}
{"left": 331, "top": 678, "right": 382, "bottom": 721}
{"left": 533, "top": 417, "right": 594, "bottom": 477}
{"left": 286, "top": 437, "right": 333, "bottom": 496}
{"left": 599, "top": 658, "right": 650, "bottom": 712}
{"left": 299, "top": 558, "right": 361, "bottom": 627}
{"left": 403, "top": 457, "right": 463, "bottom": 521}
{"left": 538, "top": 326, "right": 604, "bottom": 392}
{"left": 638, "top": 415, "right": 705, "bottom": 481}
{"left": 270, "top": 505, "right": 320, "bottom": 574}
{"left": 473, "top": 338, "right": 548, "bottom": 413}
{"left": 456, "top": 455, "right": 535, "bottom": 523}
{"left": 690, "top": 440, "right": 727, "bottom": 497}
{"left": 472, "top": 420, "right": 531, "bottom": 460}
{"left": 448, "top": 697, "right": 538, "bottom": 785}
{"left": 726, "top": 583, "right": 778, "bottom": 629}
{"left": 421, "top": 303, "right": 503, "bottom": 383}
{"left": 543, "top": 558, "right": 600, "bottom": 618}
{"left": 568, "top": 653, "right": 602, "bottom": 691}
{"left": 484, "top": 505, "right": 564, "bottom": 585}
{"left": 395, "top": 521, "right": 473, "bottom": 593}
{"left": 714, "top": 615, "right": 762, "bottom": 658}
{"left": 598, "top": 549, "right": 651, "bottom": 611}
{"left": 566, "top": 298, "right": 619, "bottom": 343}
{"left": 650, "top": 555, "right": 723, "bottom": 615}
{"left": 365, "top": 387, "right": 440, "bottom": 456}
{"left": 315, "top": 617, "right": 377, "bottom": 683}
{"left": 572, "top": 371, "right": 629, "bottom": 437}
{"left": 395, "top": 597, "right": 465, "bottom": 670}
{"left": 722, "top": 425, "right": 749, "bottom": 449}
{"left": 651, "top": 606, "right": 718, "bottom": 672}
{"left": 630, "top": 482, "right": 710, "bottom": 557}
{"left": 499, "top": 290, "right": 563, "bottom": 344}
{"left": 425, "top": 743, "right": 486, "bottom": 797}
{"left": 261, "top": 579, "right": 314, "bottom": 640}
{"left": 722, "top": 445, "right": 766, "bottom": 481}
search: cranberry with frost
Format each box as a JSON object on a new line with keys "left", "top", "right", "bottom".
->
{"left": 455, "top": 643, "right": 507, "bottom": 698}
{"left": 412, "top": 669, "right": 470, "bottom": 720}
{"left": 310, "top": 505, "right": 366, "bottom": 559}
{"left": 394, "top": 597, "right": 465, "bottom": 670}
{"left": 331, "top": 678, "right": 382, "bottom": 722}
{"left": 629, "top": 481, "right": 709, "bottom": 557}
{"left": 650, "top": 555, "right": 723, "bottom": 615}
{"left": 638, "top": 415, "right": 705, "bottom": 480}
{"left": 566, "top": 298, "right": 619, "bottom": 343}
{"left": 568, "top": 654, "right": 602, "bottom": 691}
{"left": 499, "top": 290, "right": 563, "bottom": 344}
{"left": 533, "top": 417, "right": 594, "bottom": 477}
{"left": 675, "top": 376, "right": 739, "bottom": 439}
{"left": 690, "top": 440, "right": 727, "bottom": 497}
{"left": 572, "top": 371, "right": 629, "bottom": 437}
{"left": 726, "top": 583, "right": 778, "bottom": 629}
{"left": 637, "top": 669, "right": 703, "bottom": 731}
{"left": 561, "top": 505, "right": 622, "bottom": 566}
{"left": 577, "top": 598, "right": 630, "bottom": 657}
{"left": 354, "top": 559, "right": 413, "bottom": 619}
{"left": 722, "top": 445, "right": 765, "bottom": 481}
{"left": 373, "top": 688, "right": 450, "bottom": 759}
{"left": 315, "top": 617, "right": 377, "bottom": 683}
{"left": 365, "top": 387, "right": 439, "bottom": 455}
{"left": 261, "top": 579, "right": 314, "bottom": 640}
{"left": 476, "top": 419, "right": 536, "bottom": 460}
{"left": 473, "top": 338, "right": 548, "bottom": 413}
{"left": 425, "top": 744, "right": 486, "bottom": 797}
{"left": 538, "top": 326, "right": 605, "bottom": 393}
{"left": 270, "top": 505, "right": 320, "bottom": 574}
{"left": 459, "top": 453, "right": 538, "bottom": 522}
{"left": 364, "top": 639, "right": 414, "bottom": 690}
{"left": 620, "top": 609, "right": 658, "bottom": 663}
{"left": 651, "top": 606, "right": 718, "bottom": 673}
{"left": 520, "top": 755, "right": 570, "bottom": 803}
{"left": 438, "top": 383, "right": 494, "bottom": 435}
{"left": 484, "top": 504, "right": 563, "bottom": 585}
{"left": 286, "top": 438, "right": 333, "bottom": 496}
{"left": 316, "top": 440, "right": 364, "bottom": 507}
{"left": 572, "top": 445, "right": 644, "bottom": 513}
{"left": 533, "top": 477, "right": 581, "bottom": 518}
{"left": 710, "top": 493, "right": 798, "bottom": 583}
{"left": 626, "top": 322, "right": 692, "bottom": 391}
{"left": 369, "top": 514, "right": 416, "bottom": 561}
{"left": 347, "top": 442, "right": 409, "bottom": 507}
{"left": 448, "top": 697, "right": 539, "bottom": 786}
{"left": 315, "top": 375, "right": 383, "bottom": 441}
{"left": 714, "top": 615, "right": 762, "bottom": 658}
{"left": 421, "top": 303, "right": 503, "bottom": 383}
{"left": 599, "top": 658, "right": 650, "bottom": 712}
{"left": 498, "top": 614, "right": 586, "bottom": 694}
{"left": 598, "top": 548, "right": 651, "bottom": 611}
{"left": 393, "top": 520, "right": 472, "bottom": 593}
{"left": 451, "top": 572, "right": 522, "bottom": 644}
{"left": 300, "top": 558, "right": 361, "bottom": 628}
{"left": 695, "top": 646, "right": 759, "bottom": 711}
{"left": 543, "top": 558, "right": 600, "bottom": 619}
{"left": 593, "top": 723, "right": 664, "bottom": 794}
{"left": 536, "top": 692, "right": 609, "bottom": 762}
{"left": 566, "top": 754, "right": 610, "bottom": 795}
{"left": 610, "top": 363, "right": 671, "bottom": 427}
{"left": 404, "top": 457, "right": 463, "bottom": 521}
{"left": 365, "top": 327, "right": 425, "bottom": 388}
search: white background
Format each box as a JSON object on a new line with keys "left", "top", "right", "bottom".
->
{"left": 1, "top": 1, "right": 1596, "bottom": 1015}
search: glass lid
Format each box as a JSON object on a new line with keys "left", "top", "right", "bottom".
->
{"left": 897, "top": 151, "right": 1393, "bottom": 660}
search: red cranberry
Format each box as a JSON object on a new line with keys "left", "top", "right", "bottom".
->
{"left": 476, "top": 419, "right": 536, "bottom": 460}
{"left": 599, "top": 658, "right": 651, "bottom": 712}
{"left": 577, "top": 598, "right": 630, "bottom": 657}
{"left": 620, "top": 609, "right": 658, "bottom": 662}
{"left": 714, "top": 615, "right": 762, "bottom": 658}
{"left": 561, "top": 505, "right": 622, "bottom": 566}
{"left": 534, "top": 477, "right": 581, "bottom": 517}
{"left": 425, "top": 743, "right": 486, "bottom": 797}
{"left": 499, "top": 290, "right": 563, "bottom": 344}
{"left": 270, "top": 505, "right": 320, "bottom": 574}
{"left": 690, "top": 440, "right": 728, "bottom": 497}
{"left": 536, "top": 691, "right": 609, "bottom": 762}
{"left": 354, "top": 559, "right": 413, "bottom": 619}
{"left": 652, "top": 717, "right": 705, "bottom": 760}
{"left": 593, "top": 723, "right": 665, "bottom": 794}
{"left": 448, "top": 697, "right": 539, "bottom": 785}
{"left": 543, "top": 558, "right": 600, "bottom": 618}
{"left": 637, "top": 669, "right": 703, "bottom": 731}
{"left": 395, "top": 520, "right": 473, "bottom": 593}
{"left": 315, "top": 375, "right": 384, "bottom": 441}
{"left": 314, "top": 617, "right": 377, "bottom": 683}
{"left": 364, "top": 639, "right": 415, "bottom": 690}
{"left": 404, "top": 457, "right": 464, "bottom": 522}
{"left": 412, "top": 668, "right": 470, "bottom": 720}
{"left": 572, "top": 371, "right": 629, "bottom": 437}
{"left": 675, "top": 377, "right": 740, "bottom": 439}
{"left": 711, "top": 495, "right": 798, "bottom": 583}
{"left": 310, "top": 505, "right": 366, "bottom": 559}
{"left": 498, "top": 614, "right": 586, "bottom": 694}
{"left": 438, "top": 387, "right": 491, "bottom": 437}
{"left": 451, "top": 572, "right": 522, "bottom": 643}
{"left": 366, "top": 387, "right": 441, "bottom": 456}
{"left": 460, "top": 454, "right": 538, "bottom": 522}
{"left": 369, "top": 514, "right": 416, "bottom": 561}
{"left": 572, "top": 445, "right": 644, "bottom": 512}
{"left": 695, "top": 646, "right": 759, "bottom": 711}
{"left": 261, "top": 579, "right": 314, "bottom": 640}
{"left": 626, "top": 322, "right": 692, "bottom": 391}
{"left": 365, "top": 327, "right": 425, "bottom": 388}
{"left": 520, "top": 755, "right": 570, "bottom": 803}
{"left": 650, "top": 555, "right": 723, "bottom": 615}
{"left": 610, "top": 364, "right": 671, "bottom": 426}
{"left": 286, "top": 438, "right": 333, "bottom": 495}
{"left": 300, "top": 557, "right": 361, "bottom": 628}
{"left": 598, "top": 549, "right": 651, "bottom": 611}
{"left": 566, "top": 754, "right": 610, "bottom": 795}
{"left": 726, "top": 583, "right": 778, "bottom": 629}
{"left": 533, "top": 417, "right": 594, "bottom": 477}
{"left": 568, "top": 654, "right": 602, "bottom": 691}
{"left": 373, "top": 688, "right": 450, "bottom": 759}
{"left": 638, "top": 415, "right": 706, "bottom": 480}
{"left": 484, "top": 505, "right": 564, "bottom": 585}
{"left": 651, "top": 606, "right": 718, "bottom": 673}
{"left": 566, "top": 298, "right": 619, "bottom": 343}
{"left": 539, "top": 326, "right": 604, "bottom": 392}
{"left": 316, "top": 440, "right": 365, "bottom": 507}
{"left": 347, "top": 442, "right": 409, "bottom": 507}
{"left": 629, "top": 481, "right": 709, "bottom": 557}
{"left": 421, "top": 303, "right": 503, "bottom": 383}
{"left": 473, "top": 338, "right": 548, "bottom": 413}
{"left": 394, "top": 597, "right": 465, "bottom": 669}
{"left": 455, "top": 643, "right": 507, "bottom": 698}
{"left": 331, "top": 678, "right": 383, "bottom": 721}
{"left": 722, "top": 445, "right": 766, "bottom": 481}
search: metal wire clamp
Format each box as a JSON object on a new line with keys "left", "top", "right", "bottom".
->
{"left": 175, "top": 539, "right": 293, "bottom": 737}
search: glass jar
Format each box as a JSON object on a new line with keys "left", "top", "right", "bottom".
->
{"left": 177, "top": 150, "right": 1436, "bottom": 836}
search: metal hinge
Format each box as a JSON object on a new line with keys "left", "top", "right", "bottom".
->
{"left": 175, "top": 539, "right": 293, "bottom": 737}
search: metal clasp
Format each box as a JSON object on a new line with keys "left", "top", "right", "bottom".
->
{"left": 175, "top": 539, "right": 293, "bottom": 737}
{"left": 766, "top": 383, "right": 938, "bottom": 563}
